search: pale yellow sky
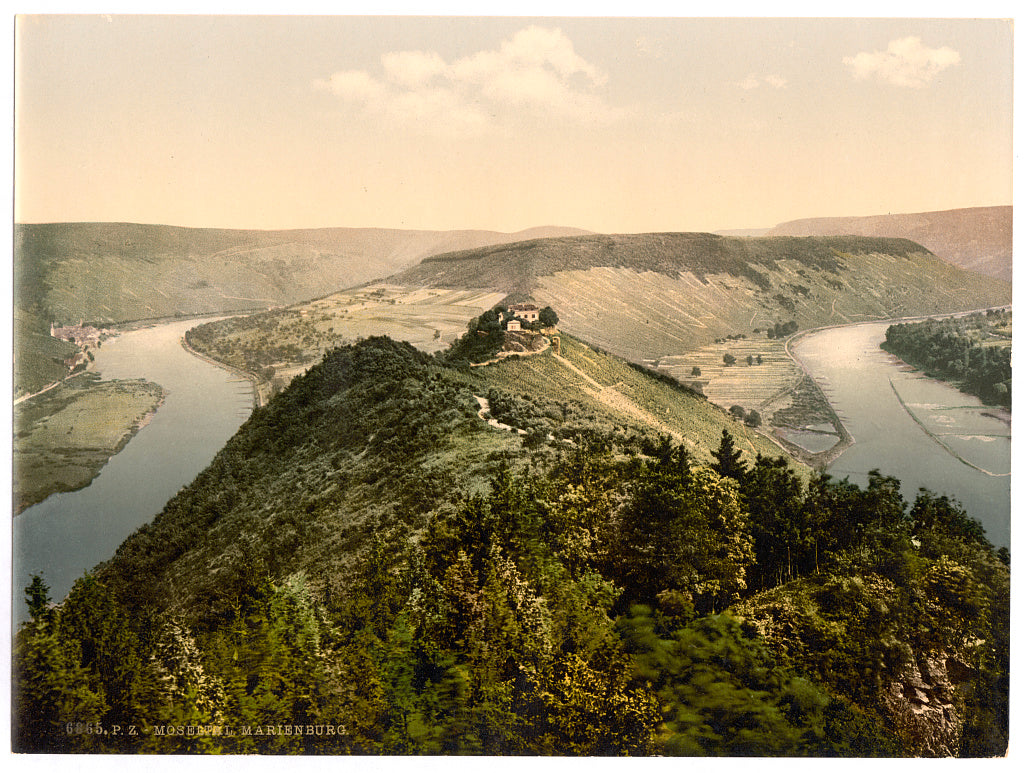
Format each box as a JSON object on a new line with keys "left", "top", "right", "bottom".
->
{"left": 14, "top": 15, "right": 1013, "bottom": 233}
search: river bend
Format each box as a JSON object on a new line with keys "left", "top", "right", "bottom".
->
{"left": 13, "top": 318, "right": 254, "bottom": 621}
{"left": 792, "top": 320, "right": 1010, "bottom": 548}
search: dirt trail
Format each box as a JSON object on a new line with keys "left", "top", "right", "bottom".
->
{"left": 551, "top": 353, "right": 683, "bottom": 441}
{"left": 14, "top": 369, "right": 88, "bottom": 405}
{"left": 473, "top": 395, "right": 527, "bottom": 435}
{"left": 470, "top": 336, "right": 551, "bottom": 368}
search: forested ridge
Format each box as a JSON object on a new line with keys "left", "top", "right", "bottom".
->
{"left": 13, "top": 335, "right": 1009, "bottom": 756}
{"left": 882, "top": 310, "right": 1011, "bottom": 408}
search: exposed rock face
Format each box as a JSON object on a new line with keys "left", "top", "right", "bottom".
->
{"left": 882, "top": 651, "right": 977, "bottom": 757}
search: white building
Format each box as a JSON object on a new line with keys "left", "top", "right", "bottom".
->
{"left": 508, "top": 303, "right": 540, "bottom": 323}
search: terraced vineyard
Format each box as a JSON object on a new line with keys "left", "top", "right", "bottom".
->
{"left": 531, "top": 249, "right": 1011, "bottom": 364}
{"left": 660, "top": 336, "right": 800, "bottom": 408}
{"left": 658, "top": 336, "right": 843, "bottom": 461}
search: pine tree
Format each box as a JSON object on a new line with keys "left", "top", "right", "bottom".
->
{"left": 712, "top": 429, "right": 747, "bottom": 482}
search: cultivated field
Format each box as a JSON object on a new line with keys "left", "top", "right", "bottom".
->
{"left": 469, "top": 334, "right": 794, "bottom": 468}
{"left": 187, "top": 284, "right": 507, "bottom": 393}
{"left": 658, "top": 336, "right": 844, "bottom": 460}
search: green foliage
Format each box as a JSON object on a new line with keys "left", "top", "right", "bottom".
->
{"left": 608, "top": 447, "right": 753, "bottom": 613}
{"left": 537, "top": 306, "right": 559, "bottom": 327}
{"left": 13, "top": 333, "right": 1009, "bottom": 756}
{"left": 882, "top": 311, "right": 1011, "bottom": 407}
{"left": 766, "top": 320, "right": 799, "bottom": 339}
{"left": 619, "top": 607, "right": 892, "bottom": 756}
{"left": 712, "top": 429, "right": 747, "bottom": 482}
{"left": 444, "top": 306, "right": 508, "bottom": 364}
{"left": 13, "top": 575, "right": 108, "bottom": 752}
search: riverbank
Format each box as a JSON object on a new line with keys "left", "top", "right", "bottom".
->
{"left": 778, "top": 305, "right": 1011, "bottom": 470}
{"left": 14, "top": 316, "right": 259, "bottom": 618}
{"left": 180, "top": 332, "right": 269, "bottom": 408}
{"left": 788, "top": 314, "right": 1010, "bottom": 547}
{"left": 12, "top": 312, "right": 263, "bottom": 517}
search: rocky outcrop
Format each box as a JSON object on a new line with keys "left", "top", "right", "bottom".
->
{"left": 882, "top": 651, "right": 977, "bottom": 757}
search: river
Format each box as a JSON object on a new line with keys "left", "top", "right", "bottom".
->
{"left": 13, "top": 318, "right": 254, "bottom": 622}
{"left": 12, "top": 313, "right": 1010, "bottom": 626}
{"left": 791, "top": 320, "right": 1010, "bottom": 548}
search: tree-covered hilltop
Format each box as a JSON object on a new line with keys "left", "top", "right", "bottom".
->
{"left": 882, "top": 310, "right": 1012, "bottom": 408}
{"left": 13, "top": 336, "right": 1008, "bottom": 756}
{"left": 443, "top": 304, "right": 559, "bottom": 365}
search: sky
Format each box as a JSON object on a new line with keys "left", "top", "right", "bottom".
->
{"left": 13, "top": 14, "right": 1014, "bottom": 234}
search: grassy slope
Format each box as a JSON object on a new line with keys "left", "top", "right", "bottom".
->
{"left": 12, "top": 222, "right": 585, "bottom": 395}
{"left": 392, "top": 233, "right": 1010, "bottom": 365}
{"left": 13, "top": 307, "right": 79, "bottom": 396}
{"left": 13, "top": 376, "right": 165, "bottom": 513}
{"left": 768, "top": 206, "right": 1012, "bottom": 282}
{"left": 472, "top": 334, "right": 786, "bottom": 465}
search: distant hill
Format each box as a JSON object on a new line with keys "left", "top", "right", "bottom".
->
{"left": 714, "top": 228, "right": 771, "bottom": 237}
{"left": 767, "top": 206, "right": 1012, "bottom": 282}
{"left": 15, "top": 222, "right": 591, "bottom": 326}
{"left": 12, "top": 221, "right": 588, "bottom": 395}
{"left": 390, "top": 232, "right": 1012, "bottom": 364}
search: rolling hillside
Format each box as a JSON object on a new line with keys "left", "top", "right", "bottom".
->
{"left": 767, "top": 206, "right": 1012, "bottom": 282}
{"left": 13, "top": 222, "right": 587, "bottom": 395}
{"left": 15, "top": 222, "right": 590, "bottom": 325}
{"left": 389, "top": 232, "right": 1012, "bottom": 365}
{"left": 16, "top": 333, "right": 1008, "bottom": 755}
{"left": 111, "top": 330, "right": 792, "bottom": 617}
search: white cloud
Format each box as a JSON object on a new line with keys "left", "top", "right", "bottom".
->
{"left": 843, "top": 36, "right": 961, "bottom": 87}
{"left": 315, "top": 26, "right": 616, "bottom": 136}
{"left": 498, "top": 26, "right": 607, "bottom": 86}
{"left": 381, "top": 50, "right": 447, "bottom": 88}
{"left": 736, "top": 74, "right": 787, "bottom": 90}
{"left": 314, "top": 70, "right": 386, "bottom": 104}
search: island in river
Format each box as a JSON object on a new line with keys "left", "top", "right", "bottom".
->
{"left": 12, "top": 373, "right": 166, "bottom": 514}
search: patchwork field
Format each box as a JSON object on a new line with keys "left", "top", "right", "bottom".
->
{"left": 657, "top": 336, "right": 844, "bottom": 460}
{"left": 186, "top": 284, "right": 507, "bottom": 394}
{"left": 13, "top": 375, "right": 166, "bottom": 514}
